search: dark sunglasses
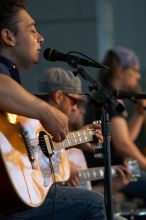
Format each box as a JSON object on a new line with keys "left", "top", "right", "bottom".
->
{"left": 63, "top": 93, "right": 78, "bottom": 106}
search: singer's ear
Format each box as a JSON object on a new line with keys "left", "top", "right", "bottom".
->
{"left": 1, "top": 29, "right": 16, "bottom": 47}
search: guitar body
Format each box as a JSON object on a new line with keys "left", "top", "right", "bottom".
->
{"left": 0, "top": 113, "right": 70, "bottom": 214}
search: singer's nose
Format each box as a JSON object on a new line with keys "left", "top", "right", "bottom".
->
{"left": 38, "top": 32, "right": 44, "bottom": 44}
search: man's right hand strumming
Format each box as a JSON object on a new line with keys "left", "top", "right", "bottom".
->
{"left": 39, "top": 103, "right": 69, "bottom": 142}
{"left": 0, "top": 75, "right": 68, "bottom": 142}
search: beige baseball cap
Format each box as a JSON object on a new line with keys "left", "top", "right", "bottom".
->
{"left": 35, "top": 67, "right": 85, "bottom": 100}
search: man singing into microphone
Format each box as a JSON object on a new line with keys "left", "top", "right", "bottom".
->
{"left": 0, "top": 0, "right": 106, "bottom": 219}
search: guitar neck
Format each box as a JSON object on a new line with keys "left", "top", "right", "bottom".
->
{"left": 52, "top": 129, "right": 95, "bottom": 151}
{"left": 79, "top": 160, "right": 141, "bottom": 182}
{"left": 79, "top": 166, "right": 118, "bottom": 182}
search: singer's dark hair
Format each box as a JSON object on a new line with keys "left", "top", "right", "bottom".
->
{"left": 0, "top": 0, "right": 27, "bottom": 39}
{"left": 97, "top": 50, "right": 121, "bottom": 87}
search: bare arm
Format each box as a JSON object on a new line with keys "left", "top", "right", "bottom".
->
{"left": 68, "top": 161, "right": 80, "bottom": 186}
{"left": 128, "top": 102, "right": 146, "bottom": 141}
{"left": 111, "top": 116, "right": 146, "bottom": 169}
{"left": 112, "top": 163, "right": 131, "bottom": 193}
{"left": 0, "top": 74, "right": 68, "bottom": 141}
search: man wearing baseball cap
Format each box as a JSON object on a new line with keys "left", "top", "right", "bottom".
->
{"left": 35, "top": 67, "right": 86, "bottom": 115}
{"left": 33, "top": 67, "right": 107, "bottom": 219}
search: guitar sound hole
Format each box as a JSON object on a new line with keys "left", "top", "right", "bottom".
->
{"left": 38, "top": 131, "right": 51, "bottom": 158}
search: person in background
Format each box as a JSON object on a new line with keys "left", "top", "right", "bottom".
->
{"left": 34, "top": 67, "right": 106, "bottom": 220}
{"left": 98, "top": 47, "right": 146, "bottom": 168}
{"left": 86, "top": 47, "right": 146, "bottom": 210}
{"left": 35, "top": 67, "right": 102, "bottom": 186}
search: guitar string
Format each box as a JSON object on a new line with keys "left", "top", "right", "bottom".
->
{"left": 34, "top": 133, "right": 95, "bottom": 152}
{"left": 29, "top": 129, "right": 95, "bottom": 146}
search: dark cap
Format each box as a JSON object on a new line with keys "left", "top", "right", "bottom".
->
{"left": 35, "top": 67, "right": 85, "bottom": 100}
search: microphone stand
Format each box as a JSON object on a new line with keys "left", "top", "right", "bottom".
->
{"left": 66, "top": 60, "right": 125, "bottom": 220}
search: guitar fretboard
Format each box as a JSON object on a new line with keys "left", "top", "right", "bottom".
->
{"left": 52, "top": 129, "right": 95, "bottom": 151}
{"left": 79, "top": 167, "right": 117, "bottom": 182}
{"left": 79, "top": 160, "right": 141, "bottom": 182}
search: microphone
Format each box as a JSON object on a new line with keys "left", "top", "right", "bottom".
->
{"left": 113, "top": 90, "right": 146, "bottom": 99}
{"left": 43, "top": 48, "right": 109, "bottom": 69}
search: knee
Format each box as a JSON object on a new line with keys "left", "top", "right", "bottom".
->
{"left": 86, "top": 190, "right": 105, "bottom": 206}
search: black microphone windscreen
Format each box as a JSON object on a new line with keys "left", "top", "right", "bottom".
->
{"left": 43, "top": 48, "right": 57, "bottom": 61}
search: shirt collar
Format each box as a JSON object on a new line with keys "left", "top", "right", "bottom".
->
{"left": 0, "top": 55, "right": 21, "bottom": 83}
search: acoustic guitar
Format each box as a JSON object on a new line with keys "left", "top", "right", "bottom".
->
{"left": 0, "top": 113, "right": 96, "bottom": 214}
